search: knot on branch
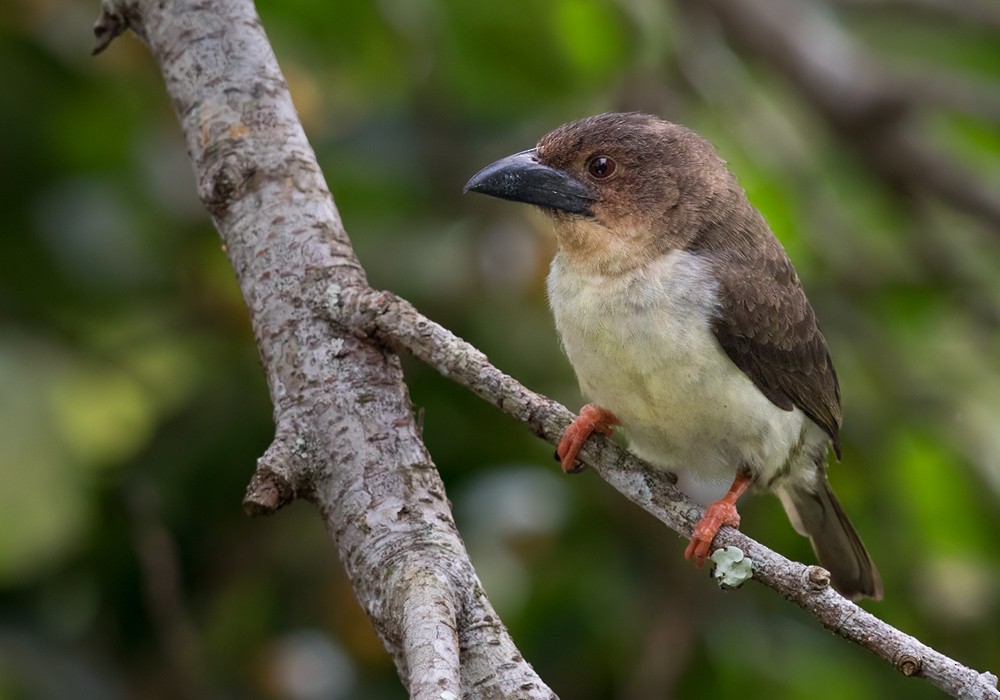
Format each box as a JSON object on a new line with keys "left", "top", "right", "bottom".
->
{"left": 326, "top": 284, "right": 398, "bottom": 337}
{"left": 200, "top": 151, "right": 259, "bottom": 219}
{"left": 243, "top": 467, "right": 294, "bottom": 517}
{"left": 243, "top": 430, "right": 311, "bottom": 516}
{"left": 92, "top": 0, "right": 144, "bottom": 55}
{"left": 804, "top": 565, "right": 831, "bottom": 592}
{"left": 895, "top": 652, "right": 924, "bottom": 678}
{"left": 92, "top": 11, "right": 126, "bottom": 55}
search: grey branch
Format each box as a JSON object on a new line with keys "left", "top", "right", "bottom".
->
{"left": 333, "top": 287, "right": 1000, "bottom": 700}
{"left": 92, "top": 0, "right": 553, "bottom": 697}
{"left": 93, "top": 0, "right": 999, "bottom": 699}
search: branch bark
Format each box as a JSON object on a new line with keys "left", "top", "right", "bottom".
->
{"left": 92, "top": 1, "right": 999, "bottom": 699}
{"left": 92, "top": 1, "right": 553, "bottom": 698}
{"left": 334, "top": 288, "right": 1000, "bottom": 700}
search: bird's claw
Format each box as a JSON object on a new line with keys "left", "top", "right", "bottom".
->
{"left": 553, "top": 448, "right": 586, "bottom": 474}
{"left": 556, "top": 404, "right": 618, "bottom": 473}
{"left": 685, "top": 500, "right": 741, "bottom": 567}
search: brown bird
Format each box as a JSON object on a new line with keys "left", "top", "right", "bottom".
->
{"left": 465, "top": 112, "right": 882, "bottom": 600}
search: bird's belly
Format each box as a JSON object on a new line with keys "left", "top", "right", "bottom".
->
{"left": 549, "top": 252, "right": 809, "bottom": 486}
{"left": 571, "top": 320, "right": 805, "bottom": 484}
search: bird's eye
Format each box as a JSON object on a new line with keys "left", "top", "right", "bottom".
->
{"left": 587, "top": 155, "right": 616, "bottom": 180}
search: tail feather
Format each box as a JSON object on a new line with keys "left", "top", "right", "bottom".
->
{"left": 777, "top": 478, "right": 883, "bottom": 601}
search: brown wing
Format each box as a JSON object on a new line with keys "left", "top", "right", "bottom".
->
{"left": 709, "top": 251, "right": 843, "bottom": 458}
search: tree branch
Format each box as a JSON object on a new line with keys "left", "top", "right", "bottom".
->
{"left": 334, "top": 287, "right": 1000, "bottom": 700}
{"left": 831, "top": 0, "right": 1000, "bottom": 32}
{"left": 698, "top": 0, "right": 1000, "bottom": 230}
{"left": 92, "top": 0, "right": 999, "bottom": 698}
{"left": 91, "top": 1, "right": 553, "bottom": 697}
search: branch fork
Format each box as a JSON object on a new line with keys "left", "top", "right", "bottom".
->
{"left": 92, "top": 1, "right": 999, "bottom": 697}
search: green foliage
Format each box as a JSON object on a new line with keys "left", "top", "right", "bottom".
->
{"left": 1, "top": 1, "right": 999, "bottom": 699}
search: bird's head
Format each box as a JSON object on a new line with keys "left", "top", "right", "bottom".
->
{"left": 465, "top": 113, "right": 741, "bottom": 274}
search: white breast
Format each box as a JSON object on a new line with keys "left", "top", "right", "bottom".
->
{"left": 547, "top": 249, "right": 820, "bottom": 489}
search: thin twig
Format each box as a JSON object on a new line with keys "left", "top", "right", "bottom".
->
{"left": 334, "top": 286, "right": 1000, "bottom": 700}
{"left": 92, "top": 0, "right": 1000, "bottom": 697}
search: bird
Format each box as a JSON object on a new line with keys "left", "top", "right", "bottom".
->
{"left": 464, "top": 112, "right": 882, "bottom": 600}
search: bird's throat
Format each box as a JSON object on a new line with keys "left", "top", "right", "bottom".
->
{"left": 551, "top": 216, "right": 661, "bottom": 277}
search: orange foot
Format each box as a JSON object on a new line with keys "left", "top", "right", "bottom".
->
{"left": 684, "top": 469, "right": 752, "bottom": 567}
{"left": 556, "top": 404, "right": 619, "bottom": 474}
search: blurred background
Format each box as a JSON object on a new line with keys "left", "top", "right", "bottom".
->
{"left": 2, "top": 0, "right": 999, "bottom": 698}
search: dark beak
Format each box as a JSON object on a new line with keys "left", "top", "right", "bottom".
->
{"left": 464, "top": 149, "right": 595, "bottom": 216}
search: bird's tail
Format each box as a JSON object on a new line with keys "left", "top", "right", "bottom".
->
{"left": 777, "top": 476, "right": 883, "bottom": 601}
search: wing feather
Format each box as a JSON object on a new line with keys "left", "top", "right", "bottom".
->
{"left": 709, "top": 250, "right": 843, "bottom": 458}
